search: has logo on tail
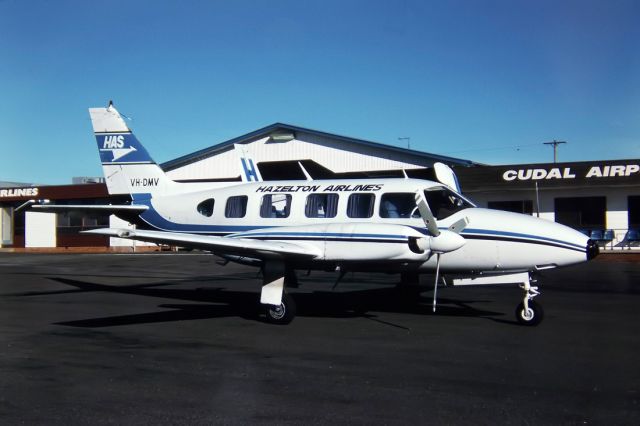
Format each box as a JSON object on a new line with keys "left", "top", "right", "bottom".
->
{"left": 97, "top": 134, "right": 147, "bottom": 163}
{"left": 100, "top": 134, "right": 139, "bottom": 162}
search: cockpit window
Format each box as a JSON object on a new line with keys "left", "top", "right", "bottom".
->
{"left": 423, "top": 187, "right": 473, "bottom": 220}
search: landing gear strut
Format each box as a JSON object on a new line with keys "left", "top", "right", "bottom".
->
{"left": 516, "top": 275, "right": 544, "bottom": 326}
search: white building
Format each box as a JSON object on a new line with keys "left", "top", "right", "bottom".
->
{"left": 161, "top": 123, "right": 478, "bottom": 182}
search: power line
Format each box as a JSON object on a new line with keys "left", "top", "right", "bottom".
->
{"left": 442, "top": 142, "right": 541, "bottom": 155}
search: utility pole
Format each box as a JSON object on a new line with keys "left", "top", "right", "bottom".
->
{"left": 543, "top": 140, "right": 567, "bottom": 163}
{"left": 398, "top": 137, "right": 411, "bottom": 149}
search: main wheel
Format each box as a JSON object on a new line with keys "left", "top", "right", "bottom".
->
{"left": 515, "top": 300, "right": 544, "bottom": 326}
{"left": 265, "top": 293, "right": 296, "bottom": 325}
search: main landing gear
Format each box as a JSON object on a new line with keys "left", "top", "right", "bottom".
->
{"left": 260, "top": 261, "right": 298, "bottom": 325}
{"left": 264, "top": 293, "right": 297, "bottom": 325}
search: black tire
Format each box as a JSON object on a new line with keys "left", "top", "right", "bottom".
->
{"left": 515, "top": 300, "right": 544, "bottom": 326}
{"left": 265, "top": 293, "right": 296, "bottom": 325}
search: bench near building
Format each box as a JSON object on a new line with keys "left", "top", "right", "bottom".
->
{"left": 1, "top": 124, "right": 638, "bottom": 251}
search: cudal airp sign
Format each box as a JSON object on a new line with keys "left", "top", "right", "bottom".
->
{"left": 503, "top": 164, "right": 640, "bottom": 181}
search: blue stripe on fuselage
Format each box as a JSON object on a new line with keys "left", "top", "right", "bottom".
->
{"left": 131, "top": 194, "right": 584, "bottom": 251}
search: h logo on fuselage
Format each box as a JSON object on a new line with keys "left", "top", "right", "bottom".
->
{"left": 241, "top": 158, "right": 260, "bottom": 182}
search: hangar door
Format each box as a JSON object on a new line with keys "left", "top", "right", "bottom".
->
{"left": 554, "top": 197, "right": 606, "bottom": 230}
{"left": 629, "top": 196, "right": 640, "bottom": 229}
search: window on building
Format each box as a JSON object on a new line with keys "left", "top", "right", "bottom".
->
{"left": 56, "top": 211, "right": 109, "bottom": 233}
{"left": 197, "top": 199, "right": 215, "bottom": 217}
{"left": 225, "top": 196, "right": 248, "bottom": 218}
{"left": 380, "top": 193, "right": 420, "bottom": 218}
{"left": 555, "top": 197, "right": 606, "bottom": 229}
{"left": 488, "top": 200, "right": 534, "bottom": 215}
{"left": 629, "top": 196, "right": 640, "bottom": 229}
{"left": 347, "top": 193, "right": 375, "bottom": 218}
{"left": 260, "top": 194, "right": 291, "bottom": 218}
{"left": 305, "top": 194, "right": 339, "bottom": 218}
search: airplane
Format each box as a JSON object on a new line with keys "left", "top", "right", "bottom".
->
{"left": 34, "top": 102, "right": 599, "bottom": 326}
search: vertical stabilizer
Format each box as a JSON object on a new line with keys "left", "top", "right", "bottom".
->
{"left": 89, "top": 103, "right": 176, "bottom": 196}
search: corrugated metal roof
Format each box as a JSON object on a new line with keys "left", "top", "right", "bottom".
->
{"left": 161, "top": 123, "right": 481, "bottom": 171}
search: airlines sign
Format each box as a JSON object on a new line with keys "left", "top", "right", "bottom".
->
{"left": 0, "top": 187, "right": 39, "bottom": 199}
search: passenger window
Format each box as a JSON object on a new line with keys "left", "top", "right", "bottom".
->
{"left": 225, "top": 196, "right": 248, "bottom": 218}
{"left": 305, "top": 194, "right": 339, "bottom": 218}
{"left": 197, "top": 198, "right": 215, "bottom": 217}
{"left": 260, "top": 194, "right": 292, "bottom": 218}
{"left": 347, "top": 193, "right": 375, "bottom": 218}
{"left": 380, "top": 193, "right": 420, "bottom": 218}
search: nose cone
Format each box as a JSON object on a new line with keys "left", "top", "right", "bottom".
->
{"left": 456, "top": 208, "right": 595, "bottom": 269}
{"left": 586, "top": 239, "right": 600, "bottom": 260}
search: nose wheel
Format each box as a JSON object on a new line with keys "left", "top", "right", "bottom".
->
{"left": 515, "top": 300, "right": 544, "bottom": 326}
{"left": 516, "top": 277, "right": 543, "bottom": 326}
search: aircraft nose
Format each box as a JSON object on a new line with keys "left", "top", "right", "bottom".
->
{"left": 586, "top": 239, "right": 599, "bottom": 260}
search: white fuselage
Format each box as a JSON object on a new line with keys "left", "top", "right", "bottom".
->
{"left": 130, "top": 177, "right": 592, "bottom": 274}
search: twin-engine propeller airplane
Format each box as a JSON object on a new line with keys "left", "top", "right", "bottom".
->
{"left": 35, "top": 103, "right": 599, "bottom": 325}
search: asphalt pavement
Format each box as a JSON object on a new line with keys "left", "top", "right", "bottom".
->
{"left": 0, "top": 252, "right": 639, "bottom": 425}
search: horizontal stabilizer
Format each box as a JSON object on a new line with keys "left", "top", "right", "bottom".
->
{"left": 83, "top": 228, "right": 321, "bottom": 259}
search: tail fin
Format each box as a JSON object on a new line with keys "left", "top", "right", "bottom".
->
{"left": 89, "top": 103, "right": 176, "bottom": 196}
{"left": 234, "top": 144, "right": 263, "bottom": 182}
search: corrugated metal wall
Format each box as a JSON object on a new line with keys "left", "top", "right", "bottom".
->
{"left": 165, "top": 132, "right": 431, "bottom": 181}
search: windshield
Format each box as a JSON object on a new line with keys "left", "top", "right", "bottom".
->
{"left": 424, "top": 186, "right": 474, "bottom": 220}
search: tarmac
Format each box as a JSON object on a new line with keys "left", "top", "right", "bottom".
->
{"left": 0, "top": 252, "right": 639, "bottom": 425}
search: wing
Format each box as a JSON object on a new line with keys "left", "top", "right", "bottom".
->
{"left": 83, "top": 228, "right": 321, "bottom": 260}
{"left": 32, "top": 205, "right": 148, "bottom": 214}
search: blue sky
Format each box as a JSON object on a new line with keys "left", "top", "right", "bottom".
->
{"left": 1, "top": 0, "right": 639, "bottom": 184}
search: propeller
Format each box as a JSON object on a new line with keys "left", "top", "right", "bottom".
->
{"left": 414, "top": 191, "right": 468, "bottom": 312}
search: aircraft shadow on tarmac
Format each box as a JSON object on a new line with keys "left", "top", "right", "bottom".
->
{"left": 41, "top": 277, "right": 507, "bottom": 328}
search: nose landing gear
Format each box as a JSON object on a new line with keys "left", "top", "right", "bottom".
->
{"left": 516, "top": 276, "right": 544, "bottom": 326}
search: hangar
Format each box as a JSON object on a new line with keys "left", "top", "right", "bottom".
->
{"left": 161, "top": 122, "right": 478, "bottom": 181}
{"left": 1, "top": 123, "right": 639, "bottom": 251}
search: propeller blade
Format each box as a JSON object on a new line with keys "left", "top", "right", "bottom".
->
{"left": 433, "top": 253, "right": 441, "bottom": 312}
{"left": 414, "top": 191, "right": 440, "bottom": 237}
{"left": 448, "top": 217, "right": 470, "bottom": 234}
